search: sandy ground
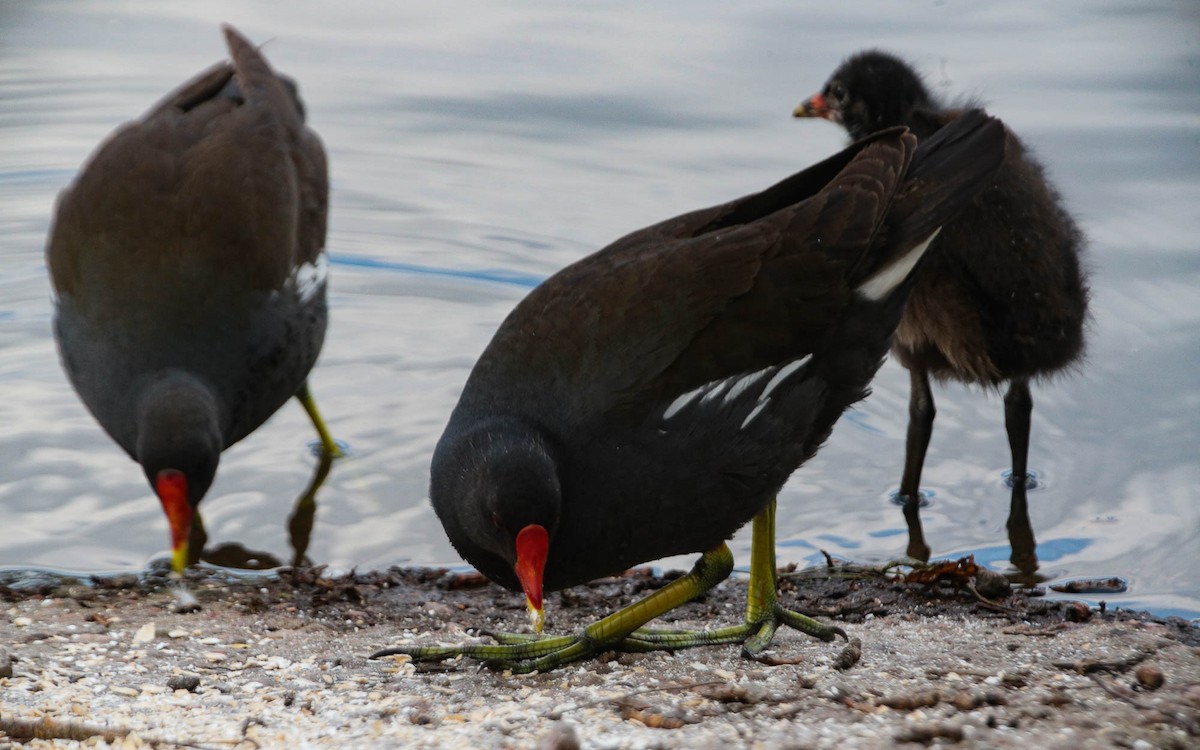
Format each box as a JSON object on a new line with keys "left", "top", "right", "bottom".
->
{"left": 1, "top": 564, "right": 1197, "bottom": 749}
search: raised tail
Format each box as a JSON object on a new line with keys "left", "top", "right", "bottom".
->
{"left": 853, "top": 109, "right": 1006, "bottom": 301}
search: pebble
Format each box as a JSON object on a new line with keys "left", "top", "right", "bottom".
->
{"left": 0, "top": 651, "right": 12, "bottom": 678}
{"left": 1134, "top": 664, "right": 1165, "bottom": 690}
{"left": 132, "top": 621, "right": 156, "bottom": 644}
{"left": 168, "top": 674, "right": 201, "bottom": 692}
{"left": 111, "top": 686, "right": 140, "bottom": 697}
{"left": 536, "top": 721, "right": 581, "bottom": 750}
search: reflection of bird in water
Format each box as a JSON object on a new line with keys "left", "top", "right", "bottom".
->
{"left": 794, "top": 50, "right": 1089, "bottom": 578}
{"left": 46, "top": 26, "right": 341, "bottom": 574}
{"left": 373, "top": 111, "right": 1006, "bottom": 672}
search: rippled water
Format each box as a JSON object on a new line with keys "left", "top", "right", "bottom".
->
{"left": 1, "top": 1, "right": 1197, "bottom": 619}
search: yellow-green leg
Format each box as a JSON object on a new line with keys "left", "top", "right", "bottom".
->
{"left": 296, "top": 382, "right": 342, "bottom": 458}
{"left": 371, "top": 543, "right": 736, "bottom": 673}
{"left": 372, "top": 499, "right": 845, "bottom": 672}
{"left": 741, "top": 498, "right": 845, "bottom": 655}
{"left": 614, "top": 499, "right": 845, "bottom": 657}
{"left": 287, "top": 383, "right": 342, "bottom": 566}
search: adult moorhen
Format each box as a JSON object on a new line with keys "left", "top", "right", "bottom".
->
{"left": 46, "top": 26, "right": 340, "bottom": 573}
{"left": 373, "top": 111, "right": 1006, "bottom": 672}
{"left": 794, "top": 50, "right": 1089, "bottom": 572}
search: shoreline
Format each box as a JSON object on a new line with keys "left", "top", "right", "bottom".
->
{"left": 2, "top": 565, "right": 1198, "bottom": 748}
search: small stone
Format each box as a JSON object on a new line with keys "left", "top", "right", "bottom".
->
{"left": 167, "top": 674, "right": 201, "bottom": 692}
{"left": 0, "top": 652, "right": 12, "bottom": 679}
{"left": 13, "top": 616, "right": 32, "bottom": 627}
{"left": 1134, "top": 664, "right": 1165, "bottom": 690}
{"left": 536, "top": 721, "right": 581, "bottom": 750}
{"left": 204, "top": 651, "right": 227, "bottom": 663}
{"left": 832, "top": 637, "right": 862, "bottom": 670}
{"left": 974, "top": 568, "right": 1011, "bottom": 599}
{"left": 111, "top": 686, "right": 140, "bottom": 698}
{"left": 1062, "top": 601, "right": 1092, "bottom": 622}
{"left": 132, "top": 621, "right": 157, "bottom": 645}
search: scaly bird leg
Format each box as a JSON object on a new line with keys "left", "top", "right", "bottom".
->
{"left": 296, "top": 382, "right": 342, "bottom": 459}
{"left": 374, "top": 500, "right": 845, "bottom": 672}
{"left": 371, "top": 543, "right": 735, "bottom": 673}
{"left": 287, "top": 382, "right": 343, "bottom": 566}
{"left": 618, "top": 499, "right": 845, "bottom": 657}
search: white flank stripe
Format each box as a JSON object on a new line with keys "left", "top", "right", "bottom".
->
{"left": 741, "top": 399, "right": 770, "bottom": 429}
{"left": 699, "top": 379, "right": 732, "bottom": 404}
{"left": 663, "top": 385, "right": 705, "bottom": 420}
{"left": 760, "top": 355, "right": 812, "bottom": 401}
{"left": 723, "top": 366, "right": 772, "bottom": 404}
{"left": 855, "top": 228, "right": 941, "bottom": 301}
{"left": 664, "top": 355, "right": 812, "bottom": 427}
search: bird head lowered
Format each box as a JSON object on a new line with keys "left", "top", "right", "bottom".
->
{"left": 793, "top": 49, "right": 935, "bottom": 140}
{"left": 432, "top": 418, "right": 561, "bottom": 633}
{"left": 134, "top": 372, "right": 222, "bottom": 574}
{"left": 45, "top": 23, "right": 336, "bottom": 580}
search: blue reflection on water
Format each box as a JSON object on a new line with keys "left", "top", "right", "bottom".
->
{"left": 331, "top": 252, "right": 542, "bottom": 289}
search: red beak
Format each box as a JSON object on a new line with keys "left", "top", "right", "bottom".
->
{"left": 156, "top": 469, "right": 192, "bottom": 573}
{"left": 793, "top": 92, "right": 830, "bottom": 119}
{"left": 514, "top": 524, "right": 549, "bottom": 632}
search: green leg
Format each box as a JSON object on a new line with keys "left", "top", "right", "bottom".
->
{"left": 286, "top": 383, "right": 342, "bottom": 566}
{"left": 620, "top": 499, "right": 845, "bottom": 656}
{"left": 371, "top": 543, "right": 736, "bottom": 673}
{"left": 741, "top": 498, "right": 845, "bottom": 656}
{"left": 372, "top": 500, "right": 846, "bottom": 673}
{"left": 296, "top": 382, "right": 342, "bottom": 458}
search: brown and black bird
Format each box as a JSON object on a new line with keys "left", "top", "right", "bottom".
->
{"left": 46, "top": 26, "right": 340, "bottom": 573}
{"left": 373, "top": 111, "right": 1006, "bottom": 672}
{"left": 795, "top": 50, "right": 1089, "bottom": 572}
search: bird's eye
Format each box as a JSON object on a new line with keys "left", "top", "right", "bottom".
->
{"left": 829, "top": 83, "right": 847, "bottom": 101}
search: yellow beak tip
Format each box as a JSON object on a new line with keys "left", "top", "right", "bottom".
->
{"left": 171, "top": 544, "right": 190, "bottom": 575}
{"left": 527, "top": 602, "right": 545, "bottom": 634}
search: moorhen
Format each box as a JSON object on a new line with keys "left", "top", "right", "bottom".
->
{"left": 373, "top": 111, "right": 1006, "bottom": 672}
{"left": 46, "top": 26, "right": 340, "bottom": 573}
{"left": 794, "top": 50, "right": 1089, "bottom": 571}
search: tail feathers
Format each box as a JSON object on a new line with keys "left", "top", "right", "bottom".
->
{"left": 856, "top": 109, "right": 1006, "bottom": 299}
{"left": 855, "top": 227, "right": 940, "bottom": 301}
{"left": 888, "top": 109, "right": 1006, "bottom": 257}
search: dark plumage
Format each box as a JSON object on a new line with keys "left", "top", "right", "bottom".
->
{"left": 795, "top": 50, "right": 1089, "bottom": 568}
{"left": 377, "top": 111, "right": 1006, "bottom": 671}
{"left": 46, "top": 26, "right": 339, "bottom": 572}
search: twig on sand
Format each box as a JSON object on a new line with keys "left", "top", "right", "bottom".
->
{"left": 0, "top": 715, "right": 238, "bottom": 749}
